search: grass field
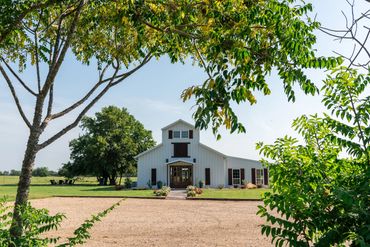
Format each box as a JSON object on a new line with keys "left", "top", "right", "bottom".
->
{"left": 0, "top": 176, "right": 151, "bottom": 201}
{"left": 198, "top": 188, "right": 271, "bottom": 199}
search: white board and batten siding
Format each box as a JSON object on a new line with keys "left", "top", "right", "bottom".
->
{"left": 135, "top": 119, "right": 268, "bottom": 188}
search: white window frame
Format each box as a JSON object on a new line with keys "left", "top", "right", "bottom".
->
{"left": 181, "top": 130, "right": 188, "bottom": 138}
{"left": 256, "top": 169, "right": 264, "bottom": 185}
{"left": 173, "top": 131, "right": 180, "bottom": 138}
{"left": 232, "top": 169, "right": 240, "bottom": 185}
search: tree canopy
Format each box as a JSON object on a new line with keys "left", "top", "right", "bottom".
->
{"left": 68, "top": 106, "right": 155, "bottom": 185}
{"left": 0, "top": 0, "right": 342, "bottom": 238}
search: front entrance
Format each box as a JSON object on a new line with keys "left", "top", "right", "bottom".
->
{"left": 170, "top": 166, "right": 193, "bottom": 188}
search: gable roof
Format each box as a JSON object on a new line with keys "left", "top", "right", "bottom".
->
{"left": 161, "top": 119, "right": 195, "bottom": 130}
{"left": 134, "top": 143, "right": 163, "bottom": 159}
{"left": 199, "top": 143, "right": 226, "bottom": 158}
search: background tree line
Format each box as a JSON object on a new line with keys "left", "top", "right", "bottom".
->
{"left": 0, "top": 167, "right": 58, "bottom": 177}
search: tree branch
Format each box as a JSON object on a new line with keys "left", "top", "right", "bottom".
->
{"left": 48, "top": 64, "right": 109, "bottom": 121}
{"left": 1, "top": 58, "right": 38, "bottom": 96}
{"left": 0, "top": 65, "right": 31, "bottom": 128}
{"left": 38, "top": 53, "right": 153, "bottom": 149}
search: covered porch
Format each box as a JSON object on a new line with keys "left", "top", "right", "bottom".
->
{"left": 166, "top": 160, "right": 194, "bottom": 188}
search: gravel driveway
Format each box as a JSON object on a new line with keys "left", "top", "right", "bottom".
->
{"left": 31, "top": 197, "right": 272, "bottom": 247}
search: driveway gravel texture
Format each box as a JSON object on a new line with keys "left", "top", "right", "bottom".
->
{"left": 31, "top": 197, "right": 273, "bottom": 247}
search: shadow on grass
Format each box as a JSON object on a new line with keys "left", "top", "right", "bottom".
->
{"left": 81, "top": 186, "right": 117, "bottom": 192}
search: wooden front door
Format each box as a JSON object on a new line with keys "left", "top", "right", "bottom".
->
{"left": 170, "top": 166, "right": 192, "bottom": 188}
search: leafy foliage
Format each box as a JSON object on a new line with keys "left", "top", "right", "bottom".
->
{"left": 0, "top": 196, "right": 121, "bottom": 246}
{"left": 256, "top": 67, "right": 370, "bottom": 246}
{"left": 68, "top": 106, "right": 155, "bottom": 185}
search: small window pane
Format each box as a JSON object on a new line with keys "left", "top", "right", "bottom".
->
{"left": 256, "top": 169, "right": 264, "bottom": 185}
{"left": 181, "top": 131, "right": 188, "bottom": 138}
{"left": 232, "top": 169, "right": 240, "bottom": 185}
{"left": 174, "top": 131, "right": 180, "bottom": 138}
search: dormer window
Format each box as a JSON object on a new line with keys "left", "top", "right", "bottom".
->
{"left": 173, "top": 131, "right": 181, "bottom": 138}
{"left": 181, "top": 131, "right": 188, "bottom": 138}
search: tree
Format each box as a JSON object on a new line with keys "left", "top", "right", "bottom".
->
{"left": 32, "top": 167, "right": 49, "bottom": 177}
{"left": 0, "top": 0, "right": 340, "bottom": 237}
{"left": 10, "top": 170, "right": 21, "bottom": 176}
{"left": 257, "top": 67, "right": 370, "bottom": 246}
{"left": 68, "top": 106, "right": 155, "bottom": 185}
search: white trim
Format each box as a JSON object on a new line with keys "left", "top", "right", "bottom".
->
{"left": 134, "top": 144, "right": 163, "bottom": 159}
{"left": 165, "top": 159, "right": 195, "bottom": 166}
{"left": 226, "top": 156, "right": 260, "bottom": 164}
{"left": 161, "top": 119, "right": 195, "bottom": 130}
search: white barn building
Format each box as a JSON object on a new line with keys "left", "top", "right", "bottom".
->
{"left": 136, "top": 119, "right": 268, "bottom": 188}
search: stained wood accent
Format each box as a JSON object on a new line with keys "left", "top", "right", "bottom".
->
{"left": 263, "top": 168, "right": 269, "bottom": 185}
{"left": 251, "top": 168, "right": 256, "bottom": 184}
{"left": 205, "top": 168, "right": 210, "bottom": 185}
{"left": 189, "top": 130, "right": 193, "bottom": 139}
{"left": 151, "top": 168, "right": 157, "bottom": 186}
{"left": 228, "top": 169, "right": 232, "bottom": 185}
{"left": 240, "top": 168, "right": 245, "bottom": 184}
{"left": 173, "top": 143, "right": 188, "bottom": 157}
{"left": 168, "top": 130, "right": 173, "bottom": 139}
{"left": 170, "top": 166, "right": 192, "bottom": 188}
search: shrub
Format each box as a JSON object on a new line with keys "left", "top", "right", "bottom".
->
{"left": 153, "top": 186, "right": 170, "bottom": 197}
{"left": 0, "top": 197, "right": 120, "bottom": 246}
{"left": 156, "top": 180, "right": 163, "bottom": 189}
{"left": 186, "top": 185, "right": 202, "bottom": 197}
{"left": 217, "top": 184, "right": 224, "bottom": 190}
{"left": 186, "top": 185, "right": 196, "bottom": 192}
{"left": 124, "top": 177, "right": 132, "bottom": 189}
{"left": 187, "top": 190, "right": 196, "bottom": 197}
{"left": 195, "top": 187, "right": 203, "bottom": 195}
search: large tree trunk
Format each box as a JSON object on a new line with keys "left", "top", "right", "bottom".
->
{"left": 9, "top": 127, "right": 41, "bottom": 237}
{"left": 10, "top": 96, "right": 44, "bottom": 238}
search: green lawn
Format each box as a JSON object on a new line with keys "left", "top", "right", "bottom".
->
{"left": 0, "top": 176, "right": 151, "bottom": 201}
{"left": 198, "top": 188, "right": 271, "bottom": 199}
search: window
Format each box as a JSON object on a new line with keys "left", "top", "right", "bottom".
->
{"left": 232, "top": 169, "right": 240, "bottom": 185}
{"left": 151, "top": 168, "right": 157, "bottom": 186}
{"left": 168, "top": 130, "right": 173, "bottom": 139}
{"left": 173, "top": 131, "right": 180, "bottom": 138}
{"left": 205, "top": 168, "right": 210, "bottom": 185}
{"left": 181, "top": 130, "right": 188, "bottom": 138}
{"left": 256, "top": 169, "right": 264, "bottom": 185}
{"left": 173, "top": 143, "right": 188, "bottom": 157}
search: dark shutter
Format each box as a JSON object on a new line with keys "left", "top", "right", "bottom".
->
{"left": 189, "top": 130, "right": 193, "bottom": 139}
{"left": 205, "top": 168, "right": 210, "bottom": 185}
{"left": 264, "top": 168, "right": 269, "bottom": 185}
{"left": 151, "top": 168, "right": 157, "bottom": 186}
{"left": 168, "top": 130, "right": 173, "bottom": 139}
{"left": 240, "top": 168, "right": 245, "bottom": 185}
{"left": 173, "top": 143, "right": 188, "bottom": 157}
{"left": 228, "top": 169, "right": 232, "bottom": 185}
{"left": 251, "top": 168, "right": 256, "bottom": 184}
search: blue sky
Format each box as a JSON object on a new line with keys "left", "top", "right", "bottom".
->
{"left": 0, "top": 0, "right": 368, "bottom": 171}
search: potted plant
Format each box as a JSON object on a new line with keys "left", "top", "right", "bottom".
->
{"left": 198, "top": 180, "right": 204, "bottom": 188}
{"left": 157, "top": 180, "right": 163, "bottom": 189}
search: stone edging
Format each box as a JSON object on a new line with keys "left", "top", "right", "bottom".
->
{"left": 53, "top": 195, "right": 166, "bottom": 200}
{"left": 186, "top": 197, "right": 262, "bottom": 201}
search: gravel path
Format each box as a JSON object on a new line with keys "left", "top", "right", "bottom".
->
{"left": 31, "top": 197, "right": 272, "bottom": 247}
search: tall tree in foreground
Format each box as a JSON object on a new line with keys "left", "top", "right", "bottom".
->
{"left": 68, "top": 106, "right": 155, "bottom": 185}
{"left": 0, "top": 0, "right": 340, "bottom": 237}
